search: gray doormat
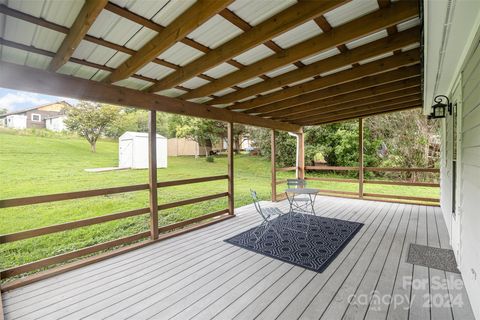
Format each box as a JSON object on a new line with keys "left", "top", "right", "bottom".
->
{"left": 407, "top": 244, "right": 460, "bottom": 273}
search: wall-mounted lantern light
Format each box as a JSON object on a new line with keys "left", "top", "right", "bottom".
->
{"left": 428, "top": 95, "right": 452, "bottom": 119}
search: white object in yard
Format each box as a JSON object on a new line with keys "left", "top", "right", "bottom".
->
{"left": 119, "top": 132, "right": 167, "bottom": 169}
{"left": 5, "top": 115, "right": 27, "bottom": 129}
{"left": 45, "top": 115, "right": 67, "bottom": 132}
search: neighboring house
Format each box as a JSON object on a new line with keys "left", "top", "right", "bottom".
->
{"left": 0, "top": 101, "right": 71, "bottom": 131}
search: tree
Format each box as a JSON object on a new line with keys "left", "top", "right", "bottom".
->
{"left": 64, "top": 102, "right": 120, "bottom": 152}
{"left": 0, "top": 108, "right": 7, "bottom": 116}
{"left": 104, "top": 109, "right": 169, "bottom": 138}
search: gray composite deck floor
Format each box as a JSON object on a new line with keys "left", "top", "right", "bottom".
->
{"left": 1, "top": 196, "right": 475, "bottom": 320}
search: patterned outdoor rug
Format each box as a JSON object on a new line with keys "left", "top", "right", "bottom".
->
{"left": 407, "top": 244, "right": 460, "bottom": 273}
{"left": 225, "top": 213, "right": 363, "bottom": 273}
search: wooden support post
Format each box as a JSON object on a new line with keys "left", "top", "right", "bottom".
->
{"left": 358, "top": 118, "right": 364, "bottom": 199}
{"left": 271, "top": 130, "right": 277, "bottom": 202}
{"left": 149, "top": 110, "right": 159, "bottom": 240}
{"left": 298, "top": 130, "right": 305, "bottom": 179}
{"left": 227, "top": 122, "right": 235, "bottom": 215}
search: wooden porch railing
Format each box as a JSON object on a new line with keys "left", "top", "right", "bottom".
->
{"left": 272, "top": 165, "right": 440, "bottom": 205}
{"left": 0, "top": 174, "right": 231, "bottom": 284}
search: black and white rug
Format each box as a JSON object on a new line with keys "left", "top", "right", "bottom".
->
{"left": 225, "top": 213, "right": 363, "bottom": 273}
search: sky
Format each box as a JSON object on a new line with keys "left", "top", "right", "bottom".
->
{"left": 0, "top": 88, "right": 78, "bottom": 113}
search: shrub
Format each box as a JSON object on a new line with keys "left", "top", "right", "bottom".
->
{"left": 205, "top": 155, "right": 215, "bottom": 163}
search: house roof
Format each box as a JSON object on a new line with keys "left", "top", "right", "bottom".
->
{"left": 1, "top": 101, "right": 72, "bottom": 117}
{"left": 0, "top": 0, "right": 422, "bottom": 129}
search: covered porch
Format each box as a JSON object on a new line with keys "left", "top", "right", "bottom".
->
{"left": 1, "top": 0, "right": 479, "bottom": 319}
{"left": 2, "top": 196, "right": 474, "bottom": 320}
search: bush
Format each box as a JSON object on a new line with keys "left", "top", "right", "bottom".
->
{"left": 205, "top": 155, "right": 215, "bottom": 163}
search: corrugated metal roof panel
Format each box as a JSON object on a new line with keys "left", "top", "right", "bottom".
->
{"left": 213, "top": 87, "right": 237, "bottom": 97}
{"left": 57, "top": 61, "right": 100, "bottom": 80}
{"left": 228, "top": 0, "right": 296, "bottom": 27}
{"left": 358, "top": 51, "right": 393, "bottom": 65}
{"left": 124, "top": 27, "right": 157, "bottom": 51}
{"left": 397, "top": 18, "right": 420, "bottom": 32}
{"left": 41, "top": 0, "right": 84, "bottom": 27}
{"left": 6, "top": 0, "right": 83, "bottom": 27}
{"left": 158, "top": 42, "right": 204, "bottom": 66}
{"left": 401, "top": 43, "right": 420, "bottom": 52}
{"left": 3, "top": 16, "right": 37, "bottom": 46}
{"left": 324, "top": 0, "right": 379, "bottom": 28}
{"left": 136, "top": 62, "right": 174, "bottom": 80}
{"left": 88, "top": 10, "right": 142, "bottom": 47}
{"left": 301, "top": 48, "right": 340, "bottom": 65}
{"left": 203, "top": 62, "right": 239, "bottom": 79}
{"left": 346, "top": 29, "right": 388, "bottom": 49}
{"left": 4, "top": 0, "right": 44, "bottom": 18}
{"left": 260, "top": 87, "right": 283, "bottom": 96}
{"left": 151, "top": 0, "right": 196, "bottom": 27}
{"left": 0, "top": 45, "right": 51, "bottom": 69}
{"left": 111, "top": 0, "right": 170, "bottom": 21}
{"left": 237, "top": 77, "right": 263, "bottom": 88}
{"left": 72, "top": 40, "right": 116, "bottom": 66}
{"left": 105, "top": 52, "right": 130, "bottom": 68}
{"left": 4, "top": 13, "right": 63, "bottom": 52}
{"left": 188, "top": 97, "right": 213, "bottom": 103}
{"left": 288, "top": 77, "right": 315, "bottom": 87}
{"left": 320, "top": 65, "right": 352, "bottom": 77}
{"left": 158, "top": 88, "right": 186, "bottom": 98}
{"left": 233, "top": 44, "right": 274, "bottom": 65}
{"left": 91, "top": 70, "right": 110, "bottom": 82}
{"left": 272, "top": 20, "right": 323, "bottom": 49}
{"left": 265, "top": 64, "right": 298, "bottom": 78}
{"left": 187, "top": 15, "right": 243, "bottom": 49}
{"left": 115, "top": 77, "right": 151, "bottom": 90}
{"left": 180, "top": 76, "right": 210, "bottom": 89}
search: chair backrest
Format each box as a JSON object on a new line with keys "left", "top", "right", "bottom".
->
{"left": 250, "top": 190, "right": 268, "bottom": 221}
{"left": 287, "top": 179, "right": 307, "bottom": 188}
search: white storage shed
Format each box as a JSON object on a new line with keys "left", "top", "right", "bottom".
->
{"left": 119, "top": 132, "right": 167, "bottom": 169}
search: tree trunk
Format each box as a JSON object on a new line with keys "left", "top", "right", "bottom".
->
{"left": 90, "top": 141, "right": 96, "bottom": 153}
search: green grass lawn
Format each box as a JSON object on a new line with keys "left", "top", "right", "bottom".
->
{"left": 0, "top": 131, "right": 439, "bottom": 275}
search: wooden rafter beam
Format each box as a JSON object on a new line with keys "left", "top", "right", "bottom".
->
{"left": 278, "top": 87, "right": 421, "bottom": 121}
{"left": 212, "top": 26, "right": 419, "bottom": 107}
{"left": 296, "top": 97, "right": 422, "bottom": 125}
{"left": 104, "top": 0, "right": 233, "bottom": 83}
{"left": 177, "top": 1, "right": 419, "bottom": 100}
{"left": 240, "top": 49, "right": 420, "bottom": 113}
{"left": 48, "top": 0, "right": 108, "bottom": 71}
{"left": 272, "top": 85, "right": 421, "bottom": 120}
{"left": 302, "top": 103, "right": 422, "bottom": 126}
{"left": 145, "top": 0, "right": 347, "bottom": 93}
{"left": 258, "top": 76, "right": 420, "bottom": 117}
{"left": 0, "top": 61, "right": 300, "bottom": 133}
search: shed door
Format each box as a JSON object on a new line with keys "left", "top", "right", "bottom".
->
{"left": 119, "top": 139, "right": 133, "bottom": 168}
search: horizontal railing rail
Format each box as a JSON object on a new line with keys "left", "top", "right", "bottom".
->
{"left": 275, "top": 166, "right": 297, "bottom": 172}
{"left": 302, "top": 166, "right": 440, "bottom": 205}
{"left": 0, "top": 175, "right": 231, "bottom": 281}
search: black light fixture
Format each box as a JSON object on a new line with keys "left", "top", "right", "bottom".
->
{"left": 429, "top": 95, "right": 452, "bottom": 119}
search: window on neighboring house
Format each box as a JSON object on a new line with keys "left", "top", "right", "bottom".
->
{"left": 31, "top": 113, "right": 41, "bottom": 122}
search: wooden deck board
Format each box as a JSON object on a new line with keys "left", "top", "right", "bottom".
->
{"left": 1, "top": 197, "right": 474, "bottom": 320}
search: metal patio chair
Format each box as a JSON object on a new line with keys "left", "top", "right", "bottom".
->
{"left": 250, "top": 190, "right": 286, "bottom": 243}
